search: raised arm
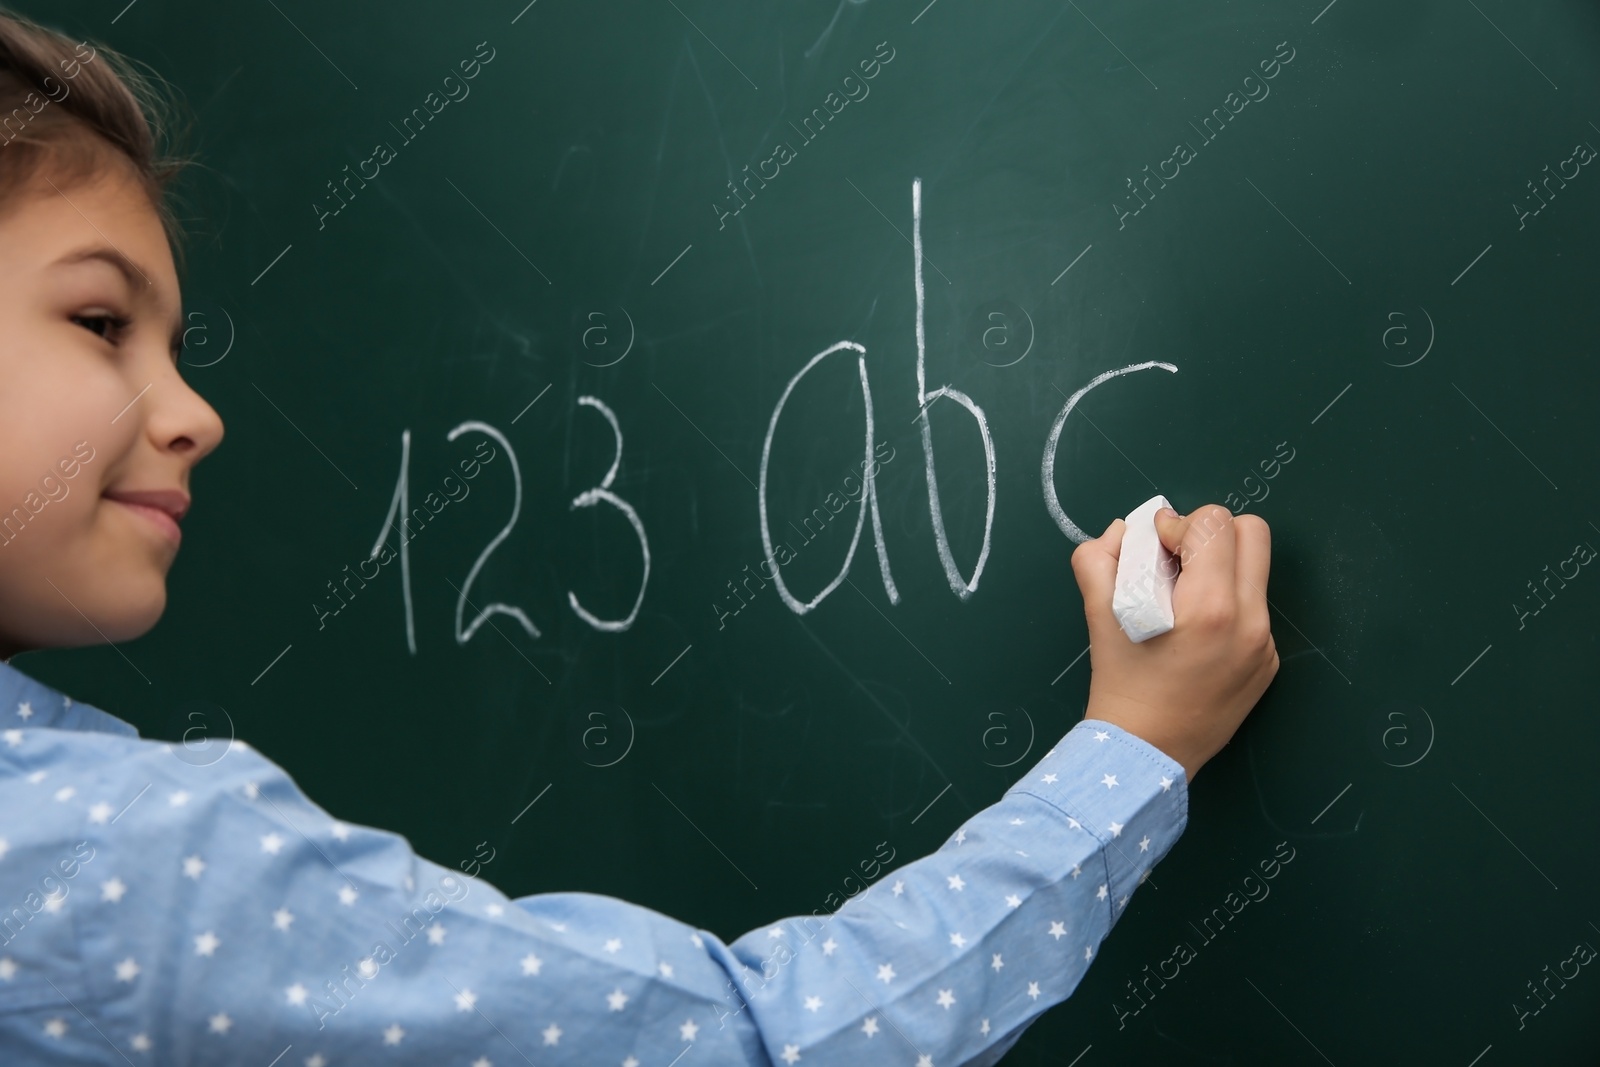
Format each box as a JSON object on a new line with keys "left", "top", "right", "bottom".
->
{"left": 0, "top": 503, "right": 1274, "bottom": 1066}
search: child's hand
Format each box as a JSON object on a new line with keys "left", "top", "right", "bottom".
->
{"left": 1070, "top": 503, "right": 1278, "bottom": 781}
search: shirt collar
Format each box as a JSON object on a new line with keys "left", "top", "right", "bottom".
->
{"left": 0, "top": 657, "right": 140, "bottom": 738}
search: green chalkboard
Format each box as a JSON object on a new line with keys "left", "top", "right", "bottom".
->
{"left": 22, "top": 0, "right": 1600, "bottom": 1060}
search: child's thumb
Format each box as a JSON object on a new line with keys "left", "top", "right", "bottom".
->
{"left": 1153, "top": 505, "right": 1186, "bottom": 557}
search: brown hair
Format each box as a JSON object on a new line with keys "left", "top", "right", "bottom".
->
{"left": 0, "top": 7, "right": 191, "bottom": 255}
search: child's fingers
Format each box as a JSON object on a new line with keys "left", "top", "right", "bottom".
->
{"left": 1070, "top": 518, "right": 1125, "bottom": 635}
{"left": 1156, "top": 504, "right": 1238, "bottom": 623}
{"left": 1232, "top": 514, "right": 1273, "bottom": 617}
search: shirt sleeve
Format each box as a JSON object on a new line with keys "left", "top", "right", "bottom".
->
{"left": 0, "top": 717, "right": 1186, "bottom": 1066}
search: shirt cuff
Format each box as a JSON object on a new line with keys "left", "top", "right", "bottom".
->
{"left": 1003, "top": 719, "right": 1188, "bottom": 927}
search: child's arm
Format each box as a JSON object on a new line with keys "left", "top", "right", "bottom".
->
{"left": 0, "top": 504, "right": 1273, "bottom": 1065}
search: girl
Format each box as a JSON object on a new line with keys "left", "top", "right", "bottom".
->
{"left": 0, "top": 9, "right": 1277, "bottom": 1065}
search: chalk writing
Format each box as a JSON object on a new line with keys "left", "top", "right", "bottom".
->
{"left": 566, "top": 397, "right": 650, "bottom": 632}
{"left": 913, "top": 178, "right": 997, "bottom": 598}
{"left": 1043, "top": 362, "right": 1179, "bottom": 544}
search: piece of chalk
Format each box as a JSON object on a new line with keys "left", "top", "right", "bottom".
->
{"left": 1111, "top": 494, "right": 1178, "bottom": 643}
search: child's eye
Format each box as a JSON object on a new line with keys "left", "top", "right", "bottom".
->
{"left": 73, "top": 313, "right": 132, "bottom": 343}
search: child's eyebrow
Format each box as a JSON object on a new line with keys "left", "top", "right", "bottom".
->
{"left": 54, "top": 245, "right": 153, "bottom": 291}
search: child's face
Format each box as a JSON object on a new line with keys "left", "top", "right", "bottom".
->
{"left": 0, "top": 163, "right": 223, "bottom": 655}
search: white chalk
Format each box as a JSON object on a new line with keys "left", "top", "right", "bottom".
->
{"left": 1111, "top": 494, "right": 1178, "bottom": 643}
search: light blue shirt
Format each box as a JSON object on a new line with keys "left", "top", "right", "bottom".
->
{"left": 0, "top": 658, "right": 1187, "bottom": 1065}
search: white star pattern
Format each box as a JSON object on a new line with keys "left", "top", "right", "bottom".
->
{"left": 0, "top": 664, "right": 1192, "bottom": 1064}
{"left": 17, "top": 701, "right": 32, "bottom": 720}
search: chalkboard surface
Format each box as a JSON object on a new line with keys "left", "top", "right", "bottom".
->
{"left": 22, "top": 0, "right": 1600, "bottom": 1060}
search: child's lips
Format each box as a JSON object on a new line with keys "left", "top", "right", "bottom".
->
{"left": 103, "top": 488, "right": 188, "bottom": 546}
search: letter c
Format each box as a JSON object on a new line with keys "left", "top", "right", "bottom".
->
{"left": 1042, "top": 362, "right": 1179, "bottom": 542}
